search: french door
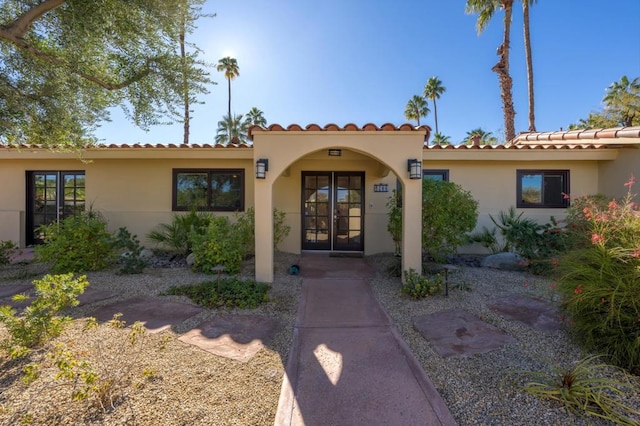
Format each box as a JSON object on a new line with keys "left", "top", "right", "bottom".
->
{"left": 26, "top": 171, "right": 86, "bottom": 245}
{"left": 302, "top": 172, "right": 364, "bottom": 252}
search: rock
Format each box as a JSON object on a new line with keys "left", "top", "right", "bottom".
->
{"left": 481, "top": 252, "right": 526, "bottom": 271}
{"left": 186, "top": 253, "right": 196, "bottom": 267}
{"left": 140, "top": 249, "right": 155, "bottom": 260}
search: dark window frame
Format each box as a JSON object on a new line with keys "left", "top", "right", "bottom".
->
{"left": 423, "top": 169, "right": 450, "bottom": 181}
{"left": 516, "top": 169, "right": 569, "bottom": 208}
{"left": 172, "top": 168, "right": 245, "bottom": 212}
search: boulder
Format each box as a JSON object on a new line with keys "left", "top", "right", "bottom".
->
{"left": 481, "top": 252, "right": 526, "bottom": 271}
{"left": 140, "top": 249, "right": 155, "bottom": 260}
{"left": 186, "top": 253, "right": 196, "bottom": 267}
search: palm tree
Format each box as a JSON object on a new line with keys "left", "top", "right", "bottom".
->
{"left": 423, "top": 77, "right": 446, "bottom": 135}
{"left": 464, "top": 128, "right": 498, "bottom": 145}
{"left": 466, "top": 0, "right": 516, "bottom": 142}
{"left": 431, "top": 133, "right": 451, "bottom": 145}
{"left": 244, "top": 107, "right": 267, "bottom": 127}
{"left": 404, "top": 95, "right": 430, "bottom": 126}
{"left": 216, "top": 57, "right": 240, "bottom": 120}
{"left": 603, "top": 75, "right": 640, "bottom": 127}
{"left": 215, "top": 113, "right": 248, "bottom": 145}
{"left": 522, "top": 0, "right": 537, "bottom": 132}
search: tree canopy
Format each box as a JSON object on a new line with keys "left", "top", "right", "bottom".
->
{"left": 0, "top": 0, "right": 212, "bottom": 149}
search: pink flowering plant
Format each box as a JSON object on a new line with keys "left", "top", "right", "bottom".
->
{"left": 557, "top": 176, "right": 640, "bottom": 374}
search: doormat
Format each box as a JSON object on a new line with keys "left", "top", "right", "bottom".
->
{"left": 329, "top": 252, "right": 363, "bottom": 258}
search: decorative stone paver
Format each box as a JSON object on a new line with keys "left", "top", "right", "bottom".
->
{"left": 488, "top": 295, "right": 562, "bottom": 332}
{"left": 179, "top": 314, "right": 279, "bottom": 362}
{"left": 91, "top": 296, "right": 203, "bottom": 333}
{"left": 413, "top": 309, "right": 517, "bottom": 358}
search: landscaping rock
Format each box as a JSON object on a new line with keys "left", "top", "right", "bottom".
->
{"left": 481, "top": 252, "right": 526, "bottom": 271}
{"left": 186, "top": 253, "right": 196, "bottom": 267}
{"left": 140, "top": 248, "right": 155, "bottom": 260}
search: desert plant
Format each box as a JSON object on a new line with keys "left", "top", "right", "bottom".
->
{"left": 0, "top": 273, "right": 89, "bottom": 357}
{"left": 422, "top": 179, "right": 478, "bottom": 261}
{"left": 0, "top": 240, "right": 17, "bottom": 265}
{"left": 273, "top": 208, "right": 291, "bottom": 250}
{"left": 234, "top": 207, "right": 290, "bottom": 255}
{"left": 401, "top": 268, "right": 442, "bottom": 299}
{"left": 557, "top": 177, "right": 640, "bottom": 373}
{"left": 386, "top": 190, "right": 402, "bottom": 256}
{"left": 112, "top": 227, "right": 148, "bottom": 274}
{"left": 35, "top": 211, "right": 116, "bottom": 273}
{"left": 521, "top": 356, "right": 640, "bottom": 425}
{"left": 564, "top": 193, "right": 612, "bottom": 248}
{"left": 468, "top": 226, "right": 501, "bottom": 253}
{"left": 165, "top": 277, "right": 270, "bottom": 309}
{"left": 189, "top": 216, "right": 245, "bottom": 274}
{"left": 147, "top": 209, "right": 213, "bottom": 256}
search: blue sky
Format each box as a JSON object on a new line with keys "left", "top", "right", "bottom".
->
{"left": 94, "top": 0, "right": 640, "bottom": 145}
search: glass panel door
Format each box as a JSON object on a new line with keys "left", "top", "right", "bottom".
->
{"left": 301, "top": 172, "right": 364, "bottom": 252}
{"left": 26, "top": 171, "right": 85, "bottom": 245}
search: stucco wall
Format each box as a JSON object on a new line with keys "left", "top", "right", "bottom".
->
{"left": 597, "top": 147, "right": 640, "bottom": 200}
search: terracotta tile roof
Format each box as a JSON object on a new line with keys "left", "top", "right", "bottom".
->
{"left": 0, "top": 142, "right": 251, "bottom": 150}
{"left": 248, "top": 123, "right": 431, "bottom": 141}
{"left": 425, "top": 143, "right": 610, "bottom": 150}
{"left": 510, "top": 126, "right": 640, "bottom": 145}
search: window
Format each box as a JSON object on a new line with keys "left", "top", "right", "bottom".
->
{"left": 423, "top": 169, "right": 449, "bottom": 181}
{"left": 173, "top": 169, "right": 244, "bottom": 211}
{"left": 517, "top": 170, "right": 569, "bottom": 208}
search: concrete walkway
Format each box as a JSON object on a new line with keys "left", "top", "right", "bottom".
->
{"left": 274, "top": 254, "right": 456, "bottom": 426}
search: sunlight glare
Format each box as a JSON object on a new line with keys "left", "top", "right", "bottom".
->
{"left": 313, "top": 344, "right": 343, "bottom": 386}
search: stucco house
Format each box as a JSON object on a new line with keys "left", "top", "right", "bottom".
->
{"left": 1, "top": 124, "right": 639, "bottom": 282}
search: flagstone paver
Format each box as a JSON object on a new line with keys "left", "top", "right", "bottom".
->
{"left": 488, "top": 295, "right": 562, "bottom": 332}
{"left": 179, "top": 314, "right": 279, "bottom": 362}
{"left": 413, "top": 309, "right": 517, "bottom": 358}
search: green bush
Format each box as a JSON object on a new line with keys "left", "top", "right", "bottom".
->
{"left": 557, "top": 178, "right": 640, "bottom": 374}
{"left": 0, "top": 273, "right": 89, "bottom": 357}
{"left": 35, "top": 211, "right": 116, "bottom": 273}
{"left": 234, "top": 207, "right": 291, "bottom": 255}
{"left": 564, "top": 193, "right": 612, "bottom": 248}
{"left": 0, "top": 240, "right": 17, "bottom": 265}
{"left": 401, "top": 268, "right": 442, "bottom": 299}
{"left": 386, "top": 190, "right": 402, "bottom": 256}
{"left": 165, "top": 277, "right": 270, "bottom": 309}
{"left": 422, "top": 179, "right": 478, "bottom": 261}
{"left": 147, "top": 209, "right": 213, "bottom": 256}
{"left": 112, "top": 227, "right": 148, "bottom": 274}
{"left": 189, "top": 216, "right": 245, "bottom": 274}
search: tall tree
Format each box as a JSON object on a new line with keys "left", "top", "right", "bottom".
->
{"left": 466, "top": 0, "right": 517, "bottom": 142}
{"left": 177, "top": 0, "right": 214, "bottom": 145}
{"left": 522, "top": 0, "right": 536, "bottom": 132}
{"left": 0, "top": 0, "right": 212, "bottom": 149}
{"left": 464, "top": 127, "right": 498, "bottom": 145}
{"left": 216, "top": 57, "right": 239, "bottom": 121}
{"left": 603, "top": 75, "right": 640, "bottom": 127}
{"left": 423, "top": 77, "right": 446, "bottom": 135}
{"left": 215, "top": 113, "right": 248, "bottom": 145}
{"left": 404, "top": 95, "right": 430, "bottom": 126}
{"left": 244, "top": 107, "right": 267, "bottom": 127}
{"left": 431, "top": 133, "right": 451, "bottom": 145}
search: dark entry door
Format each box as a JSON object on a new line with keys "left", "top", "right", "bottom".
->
{"left": 26, "top": 171, "right": 86, "bottom": 245}
{"left": 302, "top": 172, "right": 364, "bottom": 252}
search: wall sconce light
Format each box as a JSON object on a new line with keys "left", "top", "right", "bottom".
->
{"left": 408, "top": 159, "right": 422, "bottom": 180}
{"left": 256, "top": 158, "right": 268, "bottom": 179}
{"left": 328, "top": 149, "right": 342, "bottom": 156}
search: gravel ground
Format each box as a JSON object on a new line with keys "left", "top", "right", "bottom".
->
{"left": 0, "top": 252, "right": 638, "bottom": 425}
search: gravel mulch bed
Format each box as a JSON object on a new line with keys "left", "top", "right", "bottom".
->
{"left": 0, "top": 252, "right": 638, "bottom": 425}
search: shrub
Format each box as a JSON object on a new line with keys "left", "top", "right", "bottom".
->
{"left": 35, "top": 211, "right": 115, "bottom": 273}
{"left": 0, "top": 240, "right": 17, "bottom": 265}
{"left": 147, "top": 209, "right": 213, "bottom": 256}
{"left": 521, "top": 356, "right": 640, "bottom": 424}
{"left": 112, "top": 227, "right": 148, "bottom": 274}
{"left": 564, "top": 193, "right": 612, "bottom": 248}
{"left": 557, "top": 177, "right": 640, "bottom": 373}
{"left": 189, "top": 216, "right": 245, "bottom": 274}
{"left": 422, "top": 179, "right": 478, "bottom": 261}
{"left": 165, "top": 277, "right": 270, "bottom": 309}
{"left": 386, "top": 190, "right": 402, "bottom": 256}
{"left": 234, "top": 207, "right": 291, "bottom": 256}
{"left": 401, "top": 268, "right": 442, "bottom": 299}
{"left": 0, "top": 273, "right": 89, "bottom": 357}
